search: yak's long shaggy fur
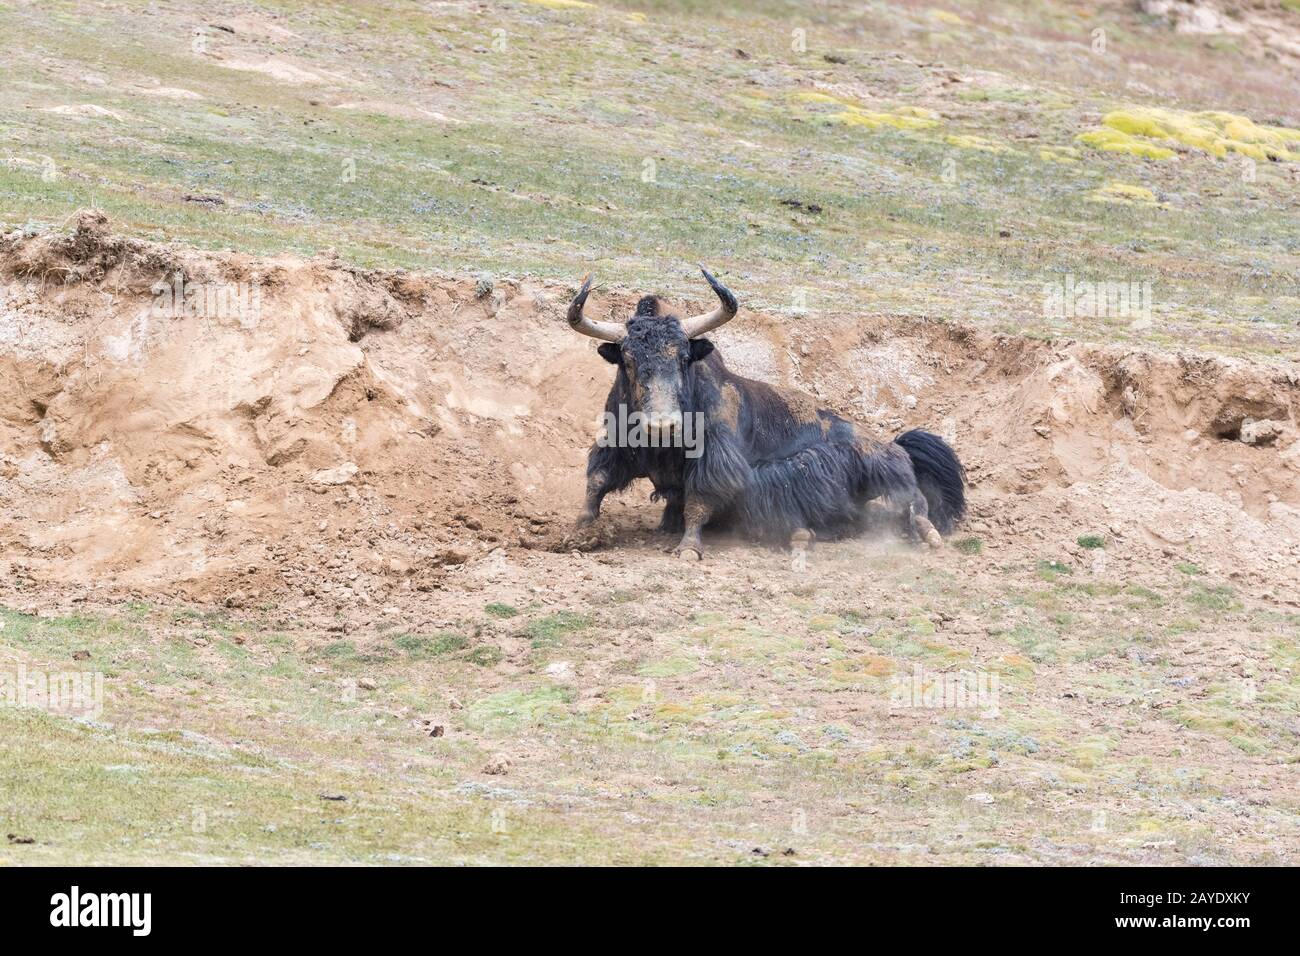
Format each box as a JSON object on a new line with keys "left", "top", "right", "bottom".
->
{"left": 585, "top": 315, "right": 966, "bottom": 545}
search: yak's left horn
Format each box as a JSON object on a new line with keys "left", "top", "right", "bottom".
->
{"left": 680, "top": 264, "right": 738, "bottom": 339}
{"left": 566, "top": 274, "right": 626, "bottom": 343}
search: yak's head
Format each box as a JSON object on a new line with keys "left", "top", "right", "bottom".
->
{"left": 566, "top": 266, "right": 738, "bottom": 436}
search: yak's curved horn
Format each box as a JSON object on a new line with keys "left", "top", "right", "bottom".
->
{"left": 680, "top": 264, "right": 738, "bottom": 339}
{"left": 566, "top": 274, "right": 625, "bottom": 343}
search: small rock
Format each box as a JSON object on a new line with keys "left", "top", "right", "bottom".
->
{"left": 967, "top": 792, "right": 995, "bottom": 805}
{"left": 543, "top": 660, "right": 574, "bottom": 680}
{"left": 71, "top": 649, "right": 90, "bottom": 661}
{"left": 310, "top": 462, "right": 359, "bottom": 486}
{"left": 1240, "top": 418, "right": 1281, "bottom": 446}
{"left": 358, "top": 677, "right": 377, "bottom": 691}
{"left": 318, "top": 793, "right": 347, "bottom": 801}
{"left": 483, "top": 753, "right": 512, "bottom": 775}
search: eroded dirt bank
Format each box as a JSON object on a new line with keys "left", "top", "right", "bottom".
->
{"left": 1, "top": 213, "right": 1298, "bottom": 611}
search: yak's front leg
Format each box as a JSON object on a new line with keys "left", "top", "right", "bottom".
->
{"left": 649, "top": 462, "right": 685, "bottom": 536}
{"left": 657, "top": 489, "right": 684, "bottom": 535}
{"left": 576, "top": 465, "right": 616, "bottom": 527}
{"left": 563, "top": 460, "right": 625, "bottom": 551}
{"left": 671, "top": 494, "right": 713, "bottom": 561}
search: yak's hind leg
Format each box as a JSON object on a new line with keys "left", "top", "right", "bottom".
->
{"left": 856, "top": 441, "right": 942, "bottom": 549}
{"left": 861, "top": 489, "right": 939, "bottom": 548}
{"left": 902, "top": 490, "right": 943, "bottom": 549}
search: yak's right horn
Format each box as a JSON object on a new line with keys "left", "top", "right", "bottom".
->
{"left": 566, "top": 274, "right": 625, "bottom": 343}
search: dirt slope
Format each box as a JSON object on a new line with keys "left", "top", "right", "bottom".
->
{"left": 1, "top": 213, "right": 1296, "bottom": 611}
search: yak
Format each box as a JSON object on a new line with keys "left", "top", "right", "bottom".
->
{"left": 567, "top": 266, "right": 965, "bottom": 560}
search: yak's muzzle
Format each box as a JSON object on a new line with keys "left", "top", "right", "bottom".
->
{"left": 644, "top": 411, "right": 684, "bottom": 436}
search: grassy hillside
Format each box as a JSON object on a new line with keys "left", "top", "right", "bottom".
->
{"left": 2, "top": 0, "right": 1299, "bottom": 354}
{"left": 4, "top": 551, "right": 1296, "bottom": 865}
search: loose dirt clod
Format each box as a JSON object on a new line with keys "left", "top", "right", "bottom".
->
{"left": 483, "top": 753, "right": 512, "bottom": 775}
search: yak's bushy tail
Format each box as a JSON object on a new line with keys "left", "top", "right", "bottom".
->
{"left": 895, "top": 429, "right": 966, "bottom": 535}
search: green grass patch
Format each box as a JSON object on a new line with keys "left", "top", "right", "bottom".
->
{"left": 1184, "top": 584, "right": 1239, "bottom": 614}
{"left": 525, "top": 612, "right": 592, "bottom": 649}
{"left": 1036, "top": 559, "right": 1073, "bottom": 581}
{"left": 465, "top": 646, "right": 504, "bottom": 667}
{"left": 393, "top": 632, "right": 469, "bottom": 659}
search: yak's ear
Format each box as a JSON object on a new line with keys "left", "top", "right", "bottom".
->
{"left": 688, "top": 338, "right": 714, "bottom": 363}
{"left": 597, "top": 342, "right": 622, "bottom": 364}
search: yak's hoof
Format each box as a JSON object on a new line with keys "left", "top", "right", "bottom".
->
{"left": 791, "top": 528, "right": 814, "bottom": 549}
{"left": 673, "top": 544, "right": 703, "bottom": 561}
{"left": 920, "top": 525, "right": 943, "bottom": 550}
{"left": 561, "top": 516, "right": 611, "bottom": 552}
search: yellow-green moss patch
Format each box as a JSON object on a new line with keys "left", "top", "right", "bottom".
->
{"left": 1087, "top": 181, "right": 1158, "bottom": 205}
{"left": 1078, "top": 107, "right": 1300, "bottom": 163}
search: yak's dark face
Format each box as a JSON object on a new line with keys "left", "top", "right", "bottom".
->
{"left": 566, "top": 268, "right": 736, "bottom": 435}
{"left": 597, "top": 315, "right": 714, "bottom": 436}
